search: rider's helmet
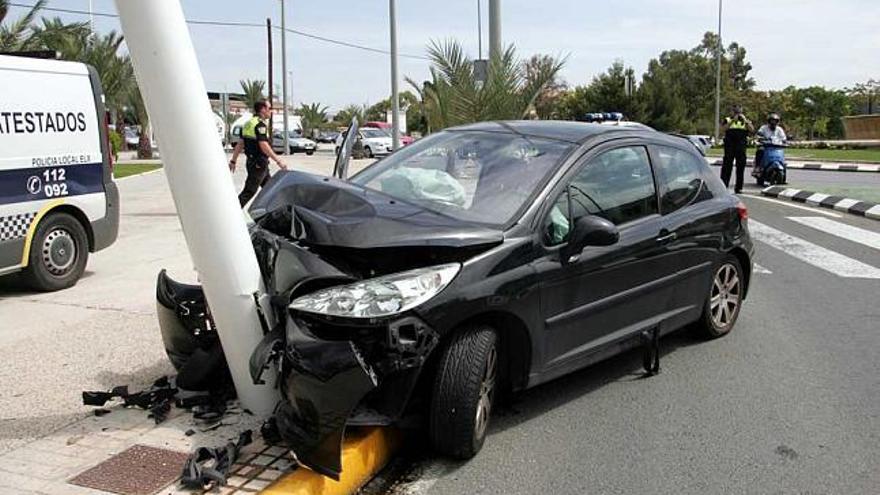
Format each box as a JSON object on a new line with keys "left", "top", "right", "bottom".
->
{"left": 768, "top": 113, "right": 780, "bottom": 125}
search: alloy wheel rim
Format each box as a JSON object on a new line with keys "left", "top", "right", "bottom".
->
{"left": 42, "top": 228, "right": 76, "bottom": 276}
{"left": 710, "top": 264, "right": 740, "bottom": 329}
{"left": 474, "top": 344, "right": 497, "bottom": 441}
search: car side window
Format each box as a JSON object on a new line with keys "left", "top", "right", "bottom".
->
{"left": 654, "top": 146, "right": 712, "bottom": 214}
{"left": 544, "top": 146, "right": 657, "bottom": 245}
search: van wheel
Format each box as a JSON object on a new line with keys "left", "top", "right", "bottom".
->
{"left": 21, "top": 212, "right": 89, "bottom": 291}
{"left": 695, "top": 255, "right": 744, "bottom": 339}
{"left": 429, "top": 325, "right": 498, "bottom": 459}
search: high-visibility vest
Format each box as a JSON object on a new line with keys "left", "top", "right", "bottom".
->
{"left": 241, "top": 116, "right": 262, "bottom": 140}
{"left": 726, "top": 117, "right": 748, "bottom": 130}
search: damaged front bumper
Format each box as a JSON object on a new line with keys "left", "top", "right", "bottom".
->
{"left": 250, "top": 310, "right": 438, "bottom": 479}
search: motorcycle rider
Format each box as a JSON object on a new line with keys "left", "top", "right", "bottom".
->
{"left": 752, "top": 113, "right": 787, "bottom": 178}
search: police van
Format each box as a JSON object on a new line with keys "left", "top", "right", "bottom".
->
{"left": 0, "top": 54, "right": 119, "bottom": 291}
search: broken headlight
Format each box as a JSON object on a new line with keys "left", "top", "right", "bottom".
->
{"left": 289, "top": 263, "right": 460, "bottom": 318}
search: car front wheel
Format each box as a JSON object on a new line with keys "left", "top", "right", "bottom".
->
{"left": 21, "top": 212, "right": 89, "bottom": 291}
{"left": 429, "top": 325, "right": 498, "bottom": 459}
{"left": 695, "top": 255, "right": 744, "bottom": 339}
{"left": 364, "top": 146, "right": 373, "bottom": 159}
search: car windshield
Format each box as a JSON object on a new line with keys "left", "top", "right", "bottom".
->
{"left": 362, "top": 128, "right": 389, "bottom": 138}
{"left": 350, "top": 131, "right": 575, "bottom": 226}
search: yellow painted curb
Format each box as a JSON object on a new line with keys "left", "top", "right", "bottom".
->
{"left": 261, "top": 427, "right": 401, "bottom": 495}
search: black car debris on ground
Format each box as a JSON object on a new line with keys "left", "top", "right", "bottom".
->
{"left": 157, "top": 120, "right": 754, "bottom": 479}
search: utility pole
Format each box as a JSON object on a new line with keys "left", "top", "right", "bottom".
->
{"left": 713, "top": 0, "right": 723, "bottom": 144}
{"left": 389, "top": 0, "right": 400, "bottom": 150}
{"left": 280, "top": 0, "right": 290, "bottom": 154}
{"left": 477, "top": 0, "right": 482, "bottom": 59}
{"left": 489, "top": 0, "right": 501, "bottom": 60}
{"left": 88, "top": 0, "right": 94, "bottom": 35}
{"left": 266, "top": 18, "right": 274, "bottom": 134}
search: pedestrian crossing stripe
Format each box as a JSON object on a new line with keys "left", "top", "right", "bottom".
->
{"left": 749, "top": 220, "right": 880, "bottom": 279}
{"left": 787, "top": 217, "right": 880, "bottom": 252}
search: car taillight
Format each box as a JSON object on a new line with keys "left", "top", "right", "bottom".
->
{"left": 104, "top": 111, "right": 114, "bottom": 173}
{"left": 736, "top": 201, "right": 748, "bottom": 221}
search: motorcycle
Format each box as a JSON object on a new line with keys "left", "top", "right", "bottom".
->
{"left": 753, "top": 137, "right": 787, "bottom": 186}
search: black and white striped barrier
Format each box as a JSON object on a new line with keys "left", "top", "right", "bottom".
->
{"left": 761, "top": 186, "right": 880, "bottom": 220}
{"left": 708, "top": 159, "right": 880, "bottom": 173}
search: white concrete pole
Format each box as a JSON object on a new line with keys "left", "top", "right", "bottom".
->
{"left": 389, "top": 0, "right": 401, "bottom": 151}
{"left": 714, "top": 0, "right": 723, "bottom": 144}
{"left": 114, "top": 0, "right": 278, "bottom": 415}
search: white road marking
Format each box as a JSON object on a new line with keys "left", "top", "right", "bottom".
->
{"left": 787, "top": 216, "right": 880, "bottom": 251}
{"left": 749, "top": 220, "right": 880, "bottom": 279}
{"left": 867, "top": 205, "right": 880, "bottom": 221}
{"left": 753, "top": 263, "right": 772, "bottom": 274}
{"left": 742, "top": 194, "right": 842, "bottom": 218}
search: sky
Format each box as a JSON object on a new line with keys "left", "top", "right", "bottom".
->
{"left": 8, "top": 0, "right": 880, "bottom": 112}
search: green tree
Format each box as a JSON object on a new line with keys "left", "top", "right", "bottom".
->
{"left": 127, "top": 83, "right": 152, "bottom": 159}
{"left": 0, "top": 0, "right": 46, "bottom": 51}
{"left": 524, "top": 54, "right": 568, "bottom": 119}
{"left": 335, "top": 103, "right": 368, "bottom": 127}
{"left": 557, "top": 61, "right": 641, "bottom": 121}
{"left": 297, "top": 102, "right": 328, "bottom": 138}
{"left": 239, "top": 79, "right": 266, "bottom": 111}
{"left": 847, "top": 79, "right": 880, "bottom": 115}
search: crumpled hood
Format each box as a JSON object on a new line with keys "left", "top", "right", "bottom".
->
{"left": 249, "top": 170, "right": 504, "bottom": 250}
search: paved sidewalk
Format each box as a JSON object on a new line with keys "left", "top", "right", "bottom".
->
{"left": 0, "top": 152, "right": 367, "bottom": 494}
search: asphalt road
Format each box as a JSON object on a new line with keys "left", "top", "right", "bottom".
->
{"left": 391, "top": 193, "right": 880, "bottom": 494}
{"left": 0, "top": 157, "right": 877, "bottom": 494}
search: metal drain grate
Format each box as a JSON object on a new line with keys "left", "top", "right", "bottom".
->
{"left": 69, "top": 444, "right": 190, "bottom": 495}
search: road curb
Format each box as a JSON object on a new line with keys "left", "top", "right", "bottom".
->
{"left": 761, "top": 186, "right": 880, "bottom": 220}
{"left": 708, "top": 158, "right": 880, "bottom": 173}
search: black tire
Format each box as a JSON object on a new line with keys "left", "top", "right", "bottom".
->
{"left": 756, "top": 178, "right": 765, "bottom": 187}
{"left": 767, "top": 169, "right": 782, "bottom": 186}
{"left": 306, "top": 150, "right": 314, "bottom": 156}
{"left": 694, "top": 254, "right": 744, "bottom": 339}
{"left": 429, "top": 326, "right": 498, "bottom": 459}
{"left": 21, "top": 212, "right": 89, "bottom": 291}
{"left": 364, "top": 146, "right": 373, "bottom": 159}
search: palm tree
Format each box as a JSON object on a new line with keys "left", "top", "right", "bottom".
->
{"left": 128, "top": 84, "right": 153, "bottom": 159}
{"left": 335, "top": 103, "right": 368, "bottom": 127}
{"left": 297, "top": 102, "right": 328, "bottom": 138}
{"left": 0, "top": 1, "right": 87, "bottom": 53}
{"left": 409, "top": 39, "right": 565, "bottom": 130}
{"left": 239, "top": 79, "right": 266, "bottom": 111}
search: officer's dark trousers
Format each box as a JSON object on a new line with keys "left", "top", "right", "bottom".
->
{"left": 721, "top": 147, "right": 746, "bottom": 192}
{"left": 238, "top": 157, "right": 270, "bottom": 207}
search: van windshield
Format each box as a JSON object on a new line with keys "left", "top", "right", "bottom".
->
{"left": 350, "top": 131, "right": 574, "bottom": 226}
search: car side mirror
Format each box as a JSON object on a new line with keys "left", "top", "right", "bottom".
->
{"left": 561, "top": 215, "right": 619, "bottom": 263}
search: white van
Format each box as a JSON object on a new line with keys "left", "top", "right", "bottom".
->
{"left": 0, "top": 54, "right": 119, "bottom": 291}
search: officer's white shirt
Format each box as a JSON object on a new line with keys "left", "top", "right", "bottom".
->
{"left": 757, "top": 124, "right": 787, "bottom": 145}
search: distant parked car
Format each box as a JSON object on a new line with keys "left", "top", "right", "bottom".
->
{"left": 335, "top": 127, "right": 393, "bottom": 158}
{"left": 272, "top": 130, "right": 316, "bottom": 155}
{"left": 686, "top": 135, "right": 712, "bottom": 156}
{"left": 317, "top": 131, "right": 339, "bottom": 143}
{"left": 363, "top": 121, "right": 414, "bottom": 146}
{"left": 124, "top": 127, "right": 139, "bottom": 149}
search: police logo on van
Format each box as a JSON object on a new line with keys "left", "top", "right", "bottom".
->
{"left": 26, "top": 175, "right": 42, "bottom": 195}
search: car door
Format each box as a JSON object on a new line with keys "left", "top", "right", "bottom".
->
{"left": 650, "top": 144, "right": 730, "bottom": 329}
{"left": 534, "top": 144, "right": 680, "bottom": 376}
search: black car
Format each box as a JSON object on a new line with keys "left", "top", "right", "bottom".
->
{"left": 157, "top": 121, "right": 753, "bottom": 479}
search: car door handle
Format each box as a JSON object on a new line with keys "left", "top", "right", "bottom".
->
{"left": 656, "top": 232, "right": 677, "bottom": 244}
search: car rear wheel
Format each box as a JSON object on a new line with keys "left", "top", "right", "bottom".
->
{"left": 21, "top": 212, "right": 89, "bottom": 291}
{"left": 429, "top": 325, "right": 498, "bottom": 459}
{"left": 306, "top": 150, "right": 314, "bottom": 156}
{"left": 364, "top": 146, "right": 373, "bottom": 159}
{"left": 695, "top": 255, "right": 744, "bottom": 339}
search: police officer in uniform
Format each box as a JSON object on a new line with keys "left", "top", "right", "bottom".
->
{"left": 229, "top": 99, "right": 286, "bottom": 206}
{"left": 720, "top": 105, "right": 754, "bottom": 194}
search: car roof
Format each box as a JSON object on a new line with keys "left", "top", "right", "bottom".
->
{"left": 445, "top": 120, "right": 647, "bottom": 144}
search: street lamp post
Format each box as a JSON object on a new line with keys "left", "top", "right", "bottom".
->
{"left": 389, "top": 0, "right": 401, "bottom": 150}
{"left": 489, "top": 0, "right": 501, "bottom": 60}
{"left": 713, "top": 0, "right": 723, "bottom": 144}
{"left": 280, "top": 0, "right": 290, "bottom": 155}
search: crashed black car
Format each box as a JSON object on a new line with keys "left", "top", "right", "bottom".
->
{"left": 158, "top": 121, "right": 753, "bottom": 479}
